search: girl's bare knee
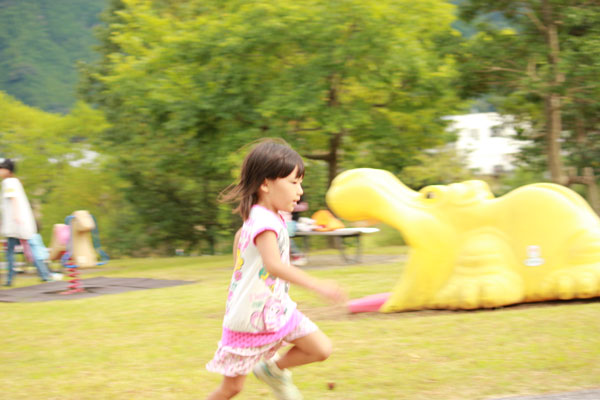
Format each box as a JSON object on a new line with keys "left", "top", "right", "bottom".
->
{"left": 292, "top": 330, "right": 333, "bottom": 364}
{"left": 314, "top": 337, "right": 332, "bottom": 362}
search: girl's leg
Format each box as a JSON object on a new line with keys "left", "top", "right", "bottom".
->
{"left": 276, "top": 330, "right": 332, "bottom": 370}
{"left": 5, "top": 237, "right": 18, "bottom": 286}
{"left": 27, "top": 239, "right": 51, "bottom": 281}
{"left": 253, "top": 331, "right": 330, "bottom": 399}
{"left": 32, "top": 258, "right": 51, "bottom": 281}
{"left": 206, "top": 375, "right": 246, "bottom": 400}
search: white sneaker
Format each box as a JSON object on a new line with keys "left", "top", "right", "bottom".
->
{"left": 253, "top": 359, "right": 303, "bottom": 400}
{"left": 51, "top": 273, "right": 63, "bottom": 281}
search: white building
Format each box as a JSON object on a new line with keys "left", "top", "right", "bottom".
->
{"left": 445, "top": 112, "right": 527, "bottom": 175}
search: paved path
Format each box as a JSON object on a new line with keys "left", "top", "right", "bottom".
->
{"left": 302, "top": 253, "right": 405, "bottom": 268}
{"left": 492, "top": 389, "right": 600, "bottom": 400}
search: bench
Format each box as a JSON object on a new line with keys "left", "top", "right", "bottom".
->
{"left": 293, "top": 227, "right": 379, "bottom": 264}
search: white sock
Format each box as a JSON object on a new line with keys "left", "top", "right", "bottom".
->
{"left": 271, "top": 352, "right": 282, "bottom": 364}
{"left": 268, "top": 357, "right": 285, "bottom": 375}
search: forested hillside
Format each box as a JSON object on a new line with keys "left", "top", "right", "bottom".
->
{"left": 0, "top": 0, "right": 106, "bottom": 112}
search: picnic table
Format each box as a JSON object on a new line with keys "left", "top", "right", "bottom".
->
{"left": 293, "top": 227, "right": 379, "bottom": 264}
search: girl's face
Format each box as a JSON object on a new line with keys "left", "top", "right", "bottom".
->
{"left": 260, "top": 166, "right": 303, "bottom": 213}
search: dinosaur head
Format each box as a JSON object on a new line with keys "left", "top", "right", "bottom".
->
{"left": 326, "top": 168, "right": 494, "bottom": 247}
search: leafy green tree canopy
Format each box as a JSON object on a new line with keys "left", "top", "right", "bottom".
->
{"left": 0, "top": 91, "right": 122, "bottom": 250}
{"left": 0, "top": 0, "right": 105, "bottom": 112}
{"left": 457, "top": 0, "right": 600, "bottom": 188}
{"left": 81, "top": 0, "right": 463, "bottom": 252}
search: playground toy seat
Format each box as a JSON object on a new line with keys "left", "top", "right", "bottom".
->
{"left": 48, "top": 210, "right": 109, "bottom": 294}
{"left": 49, "top": 210, "right": 108, "bottom": 269}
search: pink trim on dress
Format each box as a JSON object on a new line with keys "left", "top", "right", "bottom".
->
{"left": 252, "top": 227, "right": 278, "bottom": 245}
{"left": 206, "top": 313, "right": 318, "bottom": 377}
{"left": 221, "top": 309, "right": 302, "bottom": 348}
{"left": 249, "top": 204, "right": 286, "bottom": 245}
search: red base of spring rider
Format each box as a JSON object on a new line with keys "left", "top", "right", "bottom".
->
{"left": 60, "top": 264, "right": 84, "bottom": 295}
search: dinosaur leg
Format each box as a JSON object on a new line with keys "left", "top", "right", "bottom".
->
{"left": 430, "top": 232, "right": 524, "bottom": 310}
{"left": 536, "top": 231, "right": 600, "bottom": 300}
{"left": 381, "top": 252, "right": 451, "bottom": 312}
{"left": 537, "top": 266, "right": 600, "bottom": 300}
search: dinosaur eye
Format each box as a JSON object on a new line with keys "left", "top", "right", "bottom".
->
{"left": 419, "top": 185, "right": 445, "bottom": 202}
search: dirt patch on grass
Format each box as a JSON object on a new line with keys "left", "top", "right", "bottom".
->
{"left": 0, "top": 277, "right": 195, "bottom": 302}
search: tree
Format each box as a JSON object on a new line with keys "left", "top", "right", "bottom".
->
{"left": 80, "top": 0, "right": 462, "bottom": 252}
{"left": 0, "top": 92, "right": 105, "bottom": 196}
{"left": 0, "top": 91, "right": 127, "bottom": 251}
{"left": 399, "top": 146, "right": 473, "bottom": 189}
{"left": 39, "top": 160, "right": 145, "bottom": 257}
{"left": 457, "top": 1, "right": 600, "bottom": 210}
{"left": 0, "top": 0, "right": 105, "bottom": 112}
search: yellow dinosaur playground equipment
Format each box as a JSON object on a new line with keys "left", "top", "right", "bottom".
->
{"left": 327, "top": 168, "right": 600, "bottom": 312}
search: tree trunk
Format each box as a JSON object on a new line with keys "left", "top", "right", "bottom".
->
{"left": 327, "top": 132, "right": 343, "bottom": 187}
{"left": 303, "top": 132, "right": 344, "bottom": 247}
{"left": 566, "top": 167, "right": 600, "bottom": 215}
{"left": 304, "top": 131, "right": 344, "bottom": 188}
{"left": 545, "top": 93, "right": 565, "bottom": 184}
{"left": 583, "top": 167, "right": 600, "bottom": 214}
{"left": 325, "top": 75, "right": 342, "bottom": 188}
{"left": 542, "top": 0, "right": 566, "bottom": 185}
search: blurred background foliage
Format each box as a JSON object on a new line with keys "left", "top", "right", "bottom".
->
{"left": 0, "top": 0, "right": 104, "bottom": 113}
{"left": 1, "top": 0, "right": 600, "bottom": 257}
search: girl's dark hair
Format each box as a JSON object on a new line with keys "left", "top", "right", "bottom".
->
{"left": 220, "top": 139, "right": 304, "bottom": 220}
{"left": 0, "top": 158, "right": 15, "bottom": 172}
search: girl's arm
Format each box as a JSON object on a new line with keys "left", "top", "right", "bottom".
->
{"left": 233, "top": 228, "right": 241, "bottom": 264}
{"left": 255, "top": 231, "right": 346, "bottom": 303}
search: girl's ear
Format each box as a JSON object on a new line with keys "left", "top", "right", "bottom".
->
{"left": 259, "top": 179, "right": 270, "bottom": 194}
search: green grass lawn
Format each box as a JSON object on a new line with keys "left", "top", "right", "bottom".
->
{"left": 1, "top": 247, "right": 599, "bottom": 399}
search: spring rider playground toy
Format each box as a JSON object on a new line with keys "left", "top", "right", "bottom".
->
{"left": 326, "top": 168, "right": 600, "bottom": 312}
{"left": 49, "top": 210, "right": 109, "bottom": 294}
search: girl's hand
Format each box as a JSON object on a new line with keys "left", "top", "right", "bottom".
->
{"left": 315, "top": 280, "right": 347, "bottom": 304}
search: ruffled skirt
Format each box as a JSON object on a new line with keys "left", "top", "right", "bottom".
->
{"left": 206, "top": 312, "right": 317, "bottom": 377}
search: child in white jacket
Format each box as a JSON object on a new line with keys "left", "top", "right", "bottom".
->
{"left": 0, "top": 158, "right": 51, "bottom": 286}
